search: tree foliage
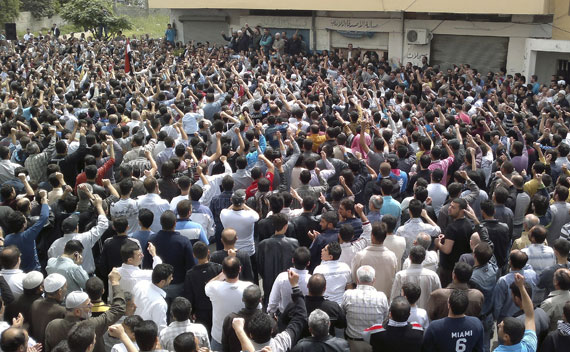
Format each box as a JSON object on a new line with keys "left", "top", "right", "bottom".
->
{"left": 20, "top": 0, "right": 56, "bottom": 19}
{"left": 60, "top": 0, "right": 132, "bottom": 38}
{"left": 0, "top": 0, "right": 19, "bottom": 25}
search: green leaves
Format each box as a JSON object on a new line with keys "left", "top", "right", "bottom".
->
{"left": 60, "top": 0, "right": 132, "bottom": 38}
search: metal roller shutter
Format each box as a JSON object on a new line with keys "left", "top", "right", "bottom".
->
{"left": 430, "top": 34, "right": 509, "bottom": 74}
{"left": 181, "top": 17, "right": 228, "bottom": 45}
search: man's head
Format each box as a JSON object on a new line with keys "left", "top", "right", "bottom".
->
{"left": 307, "top": 274, "right": 326, "bottom": 296}
{"left": 553, "top": 238, "right": 570, "bottom": 261}
{"left": 151, "top": 264, "right": 174, "bottom": 288}
{"left": 529, "top": 225, "right": 547, "bottom": 244}
{"left": 242, "top": 284, "right": 262, "bottom": 309}
{"left": 173, "top": 332, "right": 198, "bottom": 352}
{"left": 171, "top": 297, "right": 192, "bottom": 322}
{"left": 272, "top": 213, "right": 288, "bottom": 234}
{"left": 371, "top": 222, "right": 387, "bottom": 245}
{"left": 160, "top": 211, "right": 177, "bottom": 231}
{"left": 554, "top": 268, "right": 570, "bottom": 290}
{"left": 292, "top": 247, "right": 310, "bottom": 270}
{"left": 308, "top": 309, "right": 330, "bottom": 339}
{"left": 509, "top": 250, "right": 528, "bottom": 270}
{"left": 135, "top": 320, "right": 159, "bottom": 352}
{"left": 452, "top": 262, "right": 473, "bottom": 284}
{"left": 121, "top": 240, "right": 144, "bottom": 267}
{"left": 67, "top": 321, "right": 96, "bottom": 352}
{"left": 22, "top": 271, "right": 43, "bottom": 296}
{"left": 356, "top": 265, "right": 375, "bottom": 285}
{"left": 448, "top": 198, "right": 467, "bottom": 219}
{"left": 176, "top": 200, "right": 192, "bottom": 219}
{"left": 401, "top": 281, "right": 421, "bottom": 306}
{"left": 338, "top": 198, "right": 355, "bottom": 220}
{"left": 0, "top": 246, "right": 20, "bottom": 270}
{"left": 138, "top": 209, "right": 154, "bottom": 229}
{"left": 221, "top": 228, "right": 237, "bottom": 248}
{"left": 321, "top": 242, "right": 341, "bottom": 262}
{"left": 509, "top": 280, "right": 533, "bottom": 309}
{"left": 222, "top": 256, "right": 241, "bottom": 280}
{"left": 498, "top": 317, "right": 525, "bottom": 346}
{"left": 85, "top": 277, "right": 104, "bottom": 302}
{"left": 369, "top": 195, "right": 383, "bottom": 212}
{"left": 473, "top": 242, "right": 493, "bottom": 266}
{"left": 389, "top": 296, "right": 411, "bottom": 323}
{"left": 66, "top": 291, "right": 92, "bottom": 320}
{"left": 44, "top": 273, "right": 67, "bottom": 302}
{"left": 408, "top": 199, "right": 423, "bottom": 218}
{"left": 409, "top": 245, "right": 426, "bottom": 265}
{"left": 448, "top": 289, "right": 469, "bottom": 316}
{"left": 319, "top": 211, "right": 338, "bottom": 231}
{"left": 0, "top": 328, "right": 28, "bottom": 352}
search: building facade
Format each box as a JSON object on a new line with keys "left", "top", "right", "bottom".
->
{"left": 150, "top": 0, "right": 570, "bottom": 84}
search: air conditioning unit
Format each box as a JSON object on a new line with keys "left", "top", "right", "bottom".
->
{"left": 406, "top": 29, "right": 430, "bottom": 45}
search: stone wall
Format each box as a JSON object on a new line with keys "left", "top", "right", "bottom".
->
{"left": 14, "top": 12, "right": 66, "bottom": 34}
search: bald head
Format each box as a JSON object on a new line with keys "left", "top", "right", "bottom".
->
{"left": 0, "top": 328, "right": 27, "bottom": 352}
{"left": 415, "top": 232, "right": 432, "bottom": 250}
{"left": 221, "top": 228, "right": 237, "bottom": 247}
{"left": 308, "top": 274, "right": 326, "bottom": 296}
{"left": 469, "top": 232, "right": 481, "bottom": 251}
{"left": 243, "top": 284, "right": 262, "bottom": 309}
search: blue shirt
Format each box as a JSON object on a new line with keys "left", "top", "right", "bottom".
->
{"left": 494, "top": 330, "right": 537, "bottom": 352}
{"left": 264, "top": 123, "right": 288, "bottom": 149}
{"left": 380, "top": 196, "right": 401, "bottom": 228}
{"left": 146, "top": 230, "right": 196, "bottom": 284}
{"left": 165, "top": 28, "right": 176, "bottom": 43}
{"left": 4, "top": 204, "right": 49, "bottom": 272}
{"left": 309, "top": 228, "right": 339, "bottom": 273}
{"left": 422, "top": 316, "right": 484, "bottom": 352}
{"left": 175, "top": 219, "right": 208, "bottom": 245}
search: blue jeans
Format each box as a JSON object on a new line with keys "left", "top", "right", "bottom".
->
{"left": 210, "top": 339, "right": 223, "bottom": 352}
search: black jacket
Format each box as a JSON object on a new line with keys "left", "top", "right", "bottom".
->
{"left": 257, "top": 235, "right": 299, "bottom": 305}
{"left": 210, "top": 249, "right": 254, "bottom": 283}
{"left": 368, "top": 322, "right": 424, "bottom": 352}
{"left": 482, "top": 219, "right": 510, "bottom": 268}
{"left": 290, "top": 213, "right": 319, "bottom": 248}
{"left": 49, "top": 135, "right": 88, "bottom": 188}
{"left": 183, "top": 261, "right": 222, "bottom": 331}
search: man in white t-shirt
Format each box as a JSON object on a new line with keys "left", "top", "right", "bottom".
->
{"left": 137, "top": 177, "right": 170, "bottom": 233}
{"left": 205, "top": 255, "right": 254, "bottom": 351}
{"left": 313, "top": 242, "right": 352, "bottom": 305}
{"left": 220, "top": 190, "right": 259, "bottom": 257}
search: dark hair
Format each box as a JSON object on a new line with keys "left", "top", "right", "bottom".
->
{"left": 112, "top": 217, "right": 129, "bottom": 233}
{"left": 494, "top": 186, "right": 509, "bottom": 204}
{"left": 7, "top": 211, "right": 26, "bottom": 235}
{"left": 134, "top": 320, "right": 158, "bottom": 351}
{"left": 221, "top": 175, "right": 234, "bottom": 191}
{"left": 339, "top": 224, "right": 354, "bottom": 242}
{"left": 554, "top": 268, "right": 570, "bottom": 290}
{"left": 402, "top": 281, "right": 421, "bottom": 305}
{"left": 173, "top": 332, "right": 197, "bottom": 352}
{"left": 85, "top": 165, "right": 98, "bottom": 180}
{"left": 509, "top": 281, "right": 533, "bottom": 301}
{"left": 326, "top": 241, "right": 342, "bottom": 260}
{"left": 222, "top": 256, "right": 241, "bottom": 279}
{"left": 67, "top": 321, "right": 95, "bottom": 352}
{"left": 453, "top": 262, "right": 473, "bottom": 283}
{"left": 123, "top": 315, "right": 144, "bottom": 335}
{"left": 85, "top": 277, "right": 104, "bottom": 301}
{"left": 272, "top": 213, "right": 288, "bottom": 232}
{"left": 247, "top": 311, "right": 273, "bottom": 344}
{"left": 473, "top": 242, "right": 493, "bottom": 266}
{"left": 554, "top": 238, "right": 570, "bottom": 257}
{"left": 176, "top": 200, "right": 192, "bottom": 219}
{"left": 143, "top": 177, "right": 158, "bottom": 193}
{"left": 390, "top": 296, "right": 411, "bottom": 322}
{"left": 138, "top": 208, "right": 154, "bottom": 228}
{"left": 243, "top": 284, "right": 262, "bottom": 309}
{"left": 408, "top": 199, "right": 423, "bottom": 218}
{"left": 321, "top": 211, "right": 338, "bottom": 228}
{"left": 509, "top": 250, "right": 528, "bottom": 270}
{"left": 502, "top": 317, "right": 525, "bottom": 345}
{"left": 120, "top": 240, "right": 140, "bottom": 264}
{"left": 529, "top": 225, "right": 547, "bottom": 244}
{"left": 381, "top": 214, "right": 397, "bottom": 233}
{"left": 160, "top": 210, "right": 176, "bottom": 230}
{"left": 448, "top": 289, "right": 469, "bottom": 315}
{"left": 151, "top": 264, "right": 174, "bottom": 285}
{"left": 0, "top": 246, "right": 20, "bottom": 269}
{"left": 409, "top": 246, "right": 426, "bottom": 264}
{"left": 371, "top": 222, "right": 387, "bottom": 243}
{"left": 308, "top": 274, "right": 326, "bottom": 296}
{"left": 339, "top": 198, "right": 355, "bottom": 215}
{"left": 302, "top": 196, "right": 316, "bottom": 211}
{"left": 192, "top": 241, "right": 209, "bottom": 260}
{"left": 481, "top": 199, "right": 495, "bottom": 217}
{"left": 63, "top": 240, "right": 84, "bottom": 255}
{"left": 293, "top": 247, "right": 311, "bottom": 270}
{"left": 380, "top": 178, "right": 393, "bottom": 194}
{"left": 171, "top": 297, "right": 192, "bottom": 322}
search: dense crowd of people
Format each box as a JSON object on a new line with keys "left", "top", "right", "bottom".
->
{"left": 0, "top": 22, "right": 568, "bottom": 352}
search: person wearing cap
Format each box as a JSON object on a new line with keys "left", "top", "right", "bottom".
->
{"left": 29, "top": 273, "right": 67, "bottom": 345}
{"left": 4, "top": 190, "right": 49, "bottom": 273}
{"left": 46, "top": 239, "right": 89, "bottom": 293}
{"left": 48, "top": 194, "right": 109, "bottom": 275}
{"left": 4, "top": 271, "right": 43, "bottom": 331}
{"left": 44, "top": 268, "right": 125, "bottom": 352}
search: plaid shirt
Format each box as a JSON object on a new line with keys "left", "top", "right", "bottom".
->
{"left": 159, "top": 320, "right": 210, "bottom": 350}
{"left": 24, "top": 136, "right": 56, "bottom": 183}
{"left": 342, "top": 285, "right": 389, "bottom": 339}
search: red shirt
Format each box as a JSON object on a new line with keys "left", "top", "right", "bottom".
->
{"left": 75, "top": 158, "right": 115, "bottom": 191}
{"left": 245, "top": 171, "right": 274, "bottom": 199}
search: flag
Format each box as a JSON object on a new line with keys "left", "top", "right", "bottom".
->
{"left": 125, "top": 39, "right": 132, "bottom": 74}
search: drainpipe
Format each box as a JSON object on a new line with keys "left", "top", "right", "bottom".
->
{"left": 401, "top": 11, "right": 405, "bottom": 62}
{"left": 312, "top": 11, "right": 316, "bottom": 51}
